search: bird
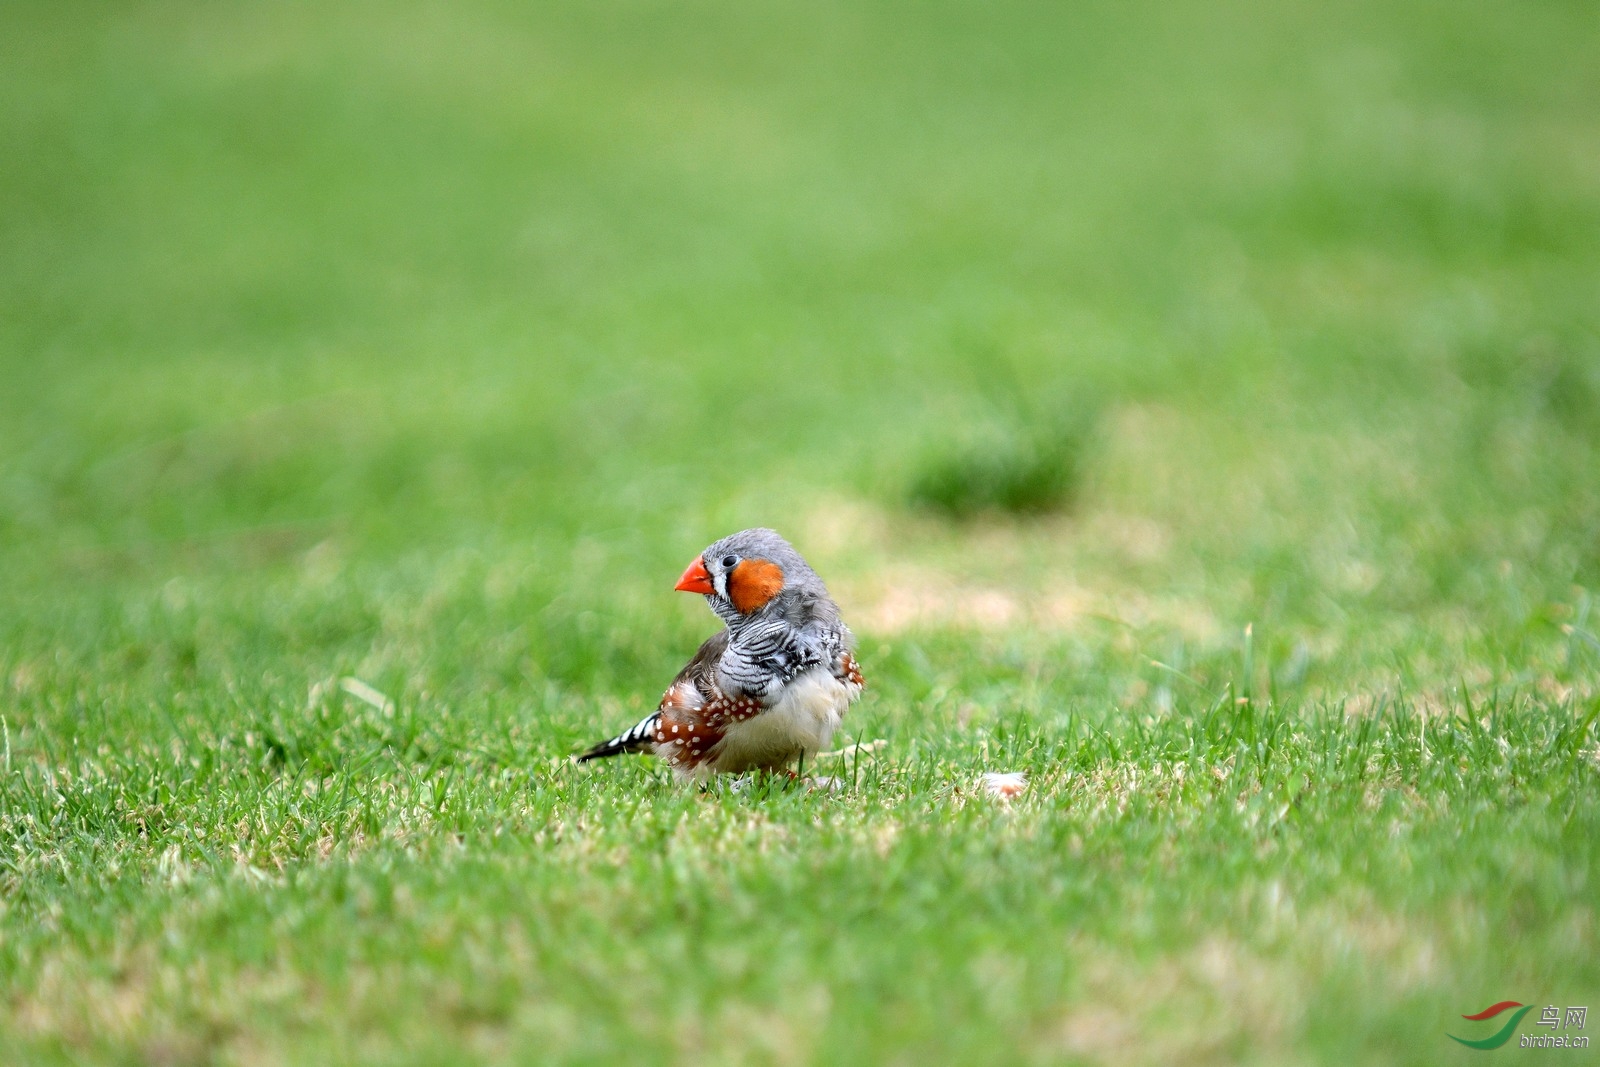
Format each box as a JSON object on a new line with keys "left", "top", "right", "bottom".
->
{"left": 576, "top": 528, "right": 864, "bottom": 779}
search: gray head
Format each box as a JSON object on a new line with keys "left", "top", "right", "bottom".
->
{"left": 672, "top": 528, "right": 841, "bottom": 630}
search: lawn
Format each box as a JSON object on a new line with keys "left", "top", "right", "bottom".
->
{"left": 2, "top": 0, "right": 1598, "bottom": 1063}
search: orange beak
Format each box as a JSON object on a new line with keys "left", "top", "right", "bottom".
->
{"left": 674, "top": 556, "right": 715, "bottom": 594}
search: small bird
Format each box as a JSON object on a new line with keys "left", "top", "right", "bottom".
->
{"left": 576, "top": 528, "right": 864, "bottom": 779}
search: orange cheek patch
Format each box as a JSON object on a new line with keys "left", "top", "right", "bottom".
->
{"left": 728, "top": 558, "right": 784, "bottom": 614}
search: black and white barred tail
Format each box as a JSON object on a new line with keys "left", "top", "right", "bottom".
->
{"left": 574, "top": 712, "right": 659, "bottom": 762}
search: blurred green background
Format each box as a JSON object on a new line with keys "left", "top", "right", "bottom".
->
{"left": 4, "top": 0, "right": 1597, "bottom": 704}
{"left": 2, "top": 1, "right": 1598, "bottom": 1063}
{"left": 6, "top": 0, "right": 1596, "bottom": 595}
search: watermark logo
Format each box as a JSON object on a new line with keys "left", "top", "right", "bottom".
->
{"left": 1450, "top": 1002, "right": 1588, "bottom": 1051}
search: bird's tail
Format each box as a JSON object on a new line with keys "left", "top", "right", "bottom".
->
{"left": 574, "top": 712, "right": 659, "bottom": 762}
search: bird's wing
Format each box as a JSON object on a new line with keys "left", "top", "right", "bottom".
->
{"left": 574, "top": 630, "right": 729, "bottom": 762}
{"left": 672, "top": 628, "right": 730, "bottom": 697}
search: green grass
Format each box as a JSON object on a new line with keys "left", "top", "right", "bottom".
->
{"left": 2, "top": 0, "right": 1598, "bottom": 1063}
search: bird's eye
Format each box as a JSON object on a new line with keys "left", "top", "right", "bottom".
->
{"left": 721, "top": 554, "right": 739, "bottom": 569}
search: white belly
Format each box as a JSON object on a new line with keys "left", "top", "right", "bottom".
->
{"left": 705, "top": 667, "right": 855, "bottom": 776}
